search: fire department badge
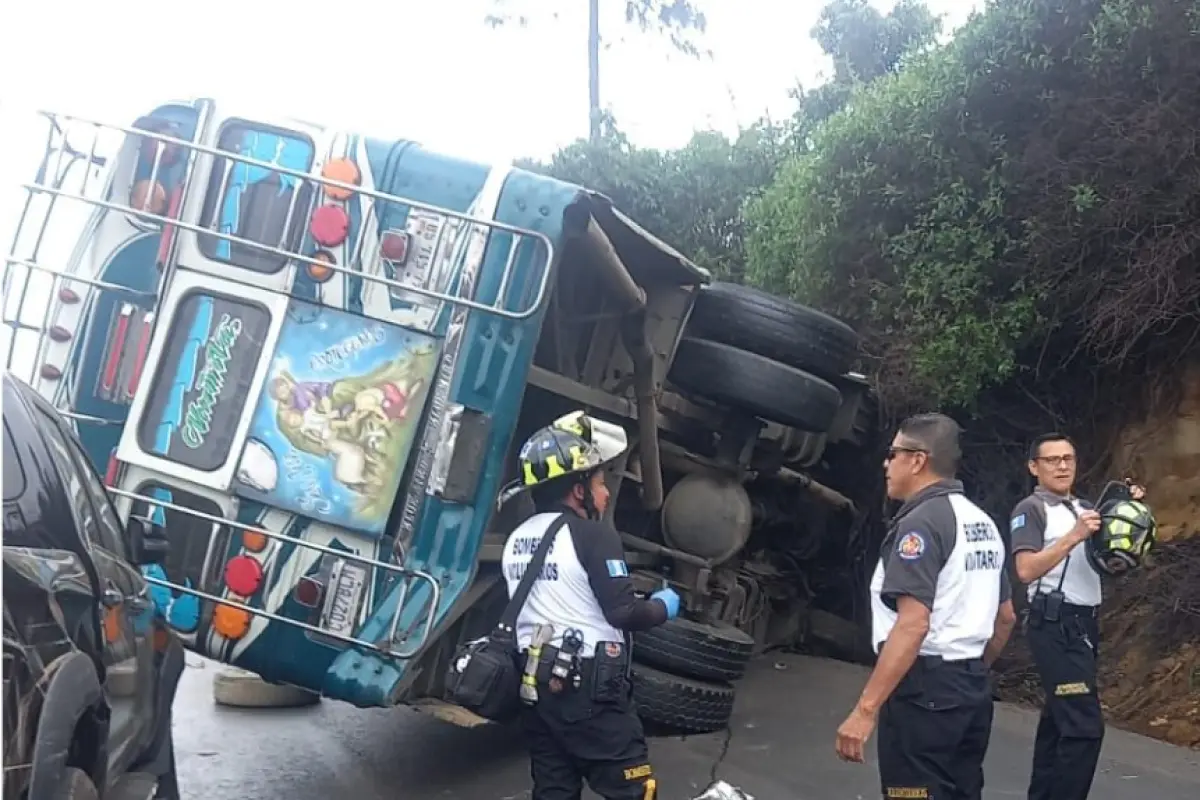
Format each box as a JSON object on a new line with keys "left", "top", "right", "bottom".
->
{"left": 897, "top": 532, "right": 926, "bottom": 561}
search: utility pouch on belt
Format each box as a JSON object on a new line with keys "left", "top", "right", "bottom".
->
{"left": 591, "top": 640, "right": 630, "bottom": 703}
{"left": 444, "top": 513, "right": 567, "bottom": 722}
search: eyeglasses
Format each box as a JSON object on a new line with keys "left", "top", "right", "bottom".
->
{"left": 1034, "top": 454, "right": 1076, "bottom": 467}
{"left": 885, "top": 446, "right": 928, "bottom": 462}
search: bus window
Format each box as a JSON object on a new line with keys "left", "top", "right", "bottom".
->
{"left": 196, "top": 121, "right": 315, "bottom": 274}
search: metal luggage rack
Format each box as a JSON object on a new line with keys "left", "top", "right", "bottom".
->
{"left": 107, "top": 486, "right": 441, "bottom": 659}
{"left": 20, "top": 109, "right": 556, "bottom": 318}
{"left": 4, "top": 106, "right": 556, "bottom": 423}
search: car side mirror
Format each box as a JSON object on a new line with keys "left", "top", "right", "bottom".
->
{"left": 128, "top": 516, "right": 169, "bottom": 564}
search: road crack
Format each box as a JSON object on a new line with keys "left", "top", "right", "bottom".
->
{"left": 707, "top": 723, "right": 735, "bottom": 785}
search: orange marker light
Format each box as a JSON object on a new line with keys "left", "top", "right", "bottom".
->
{"left": 306, "top": 250, "right": 337, "bottom": 283}
{"left": 103, "top": 607, "right": 122, "bottom": 643}
{"left": 213, "top": 605, "right": 252, "bottom": 640}
{"left": 242, "top": 529, "right": 269, "bottom": 553}
{"left": 321, "top": 158, "right": 361, "bottom": 201}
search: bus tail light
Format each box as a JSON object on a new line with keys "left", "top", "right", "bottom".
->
{"left": 294, "top": 577, "right": 324, "bottom": 609}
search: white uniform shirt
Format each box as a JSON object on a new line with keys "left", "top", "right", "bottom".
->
{"left": 1010, "top": 488, "right": 1102, "bottom": 607}
{"left": 500, "top": 507, "right": 667, "bottom": 658}
{"left": 870, "top": 480, "right": 1011, "bottom": 661}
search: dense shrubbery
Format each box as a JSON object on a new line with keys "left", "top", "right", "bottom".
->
{"left": 747, "top": 0, "right": 1200, "bottom": 414}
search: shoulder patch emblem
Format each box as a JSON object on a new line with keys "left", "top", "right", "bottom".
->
{"left": 897, "top": 532, "right": 926, "bottom": 560}
{"left": 605, "top": 559, "right": 629, "bottom": 578}
{"left": 1010, "top": 513, "right": 1027, "bottom": 532}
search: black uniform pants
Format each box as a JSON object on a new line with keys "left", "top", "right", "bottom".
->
{"left": 876, "top": 656, "right": 994, "bottom": 800}
{"left": 1025, "top": 608, "right": 1104, "bottom": 800}
{"left": 519, "top": 655, "right": 655, "bottom": 800}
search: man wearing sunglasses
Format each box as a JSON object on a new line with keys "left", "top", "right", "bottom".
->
{"left": 1010, "top": 433, "right": 1146, "bottom": 800}
{"left": 836, "top": 413, "right": 1016, "bottom": 800}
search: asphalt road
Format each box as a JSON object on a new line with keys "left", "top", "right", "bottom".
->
{"left": 174, "top": 654, "right": 1200, "bottom": 799}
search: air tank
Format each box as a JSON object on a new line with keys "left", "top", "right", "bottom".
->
{"left": 661, "top": 473, "right": 753, "bottom": 564}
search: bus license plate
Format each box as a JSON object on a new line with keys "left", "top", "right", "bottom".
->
{"left": 321, "top": 561, "right": 366, "bottom": 639}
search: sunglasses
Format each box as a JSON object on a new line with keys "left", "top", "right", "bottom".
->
{"left": 885, "top": 446, "right": 928, "bottom": 462}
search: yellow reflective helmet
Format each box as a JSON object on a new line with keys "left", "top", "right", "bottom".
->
{"left": 497, "top": 411, "right": 628, "bottom": 508}
{"left": 518, "top": 410, "right": 628, "bottom": 487}
{"left": 1088, "top": 498, "right": 1157, "bottom": 576}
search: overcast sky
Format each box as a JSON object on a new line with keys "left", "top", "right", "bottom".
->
{"left": 1, "top": 0, "right": 983, "bottom": 162}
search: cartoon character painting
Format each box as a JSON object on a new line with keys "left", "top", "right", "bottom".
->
{"left": 234, "top": 301, "right": 439, "bottom": 535}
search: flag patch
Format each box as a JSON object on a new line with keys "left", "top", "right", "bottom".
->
{"left": 1010, "top": 513, "right": 1026, "bottom": 532}
{"left": 606, "top": 559, "right": 629, "bottom": 578}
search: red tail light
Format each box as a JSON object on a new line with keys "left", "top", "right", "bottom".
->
{"left": 293, "top": 576, "right": 324, "bottom": 608}
{"left": 224, "top": 555, "right": 264, "bottom": 597}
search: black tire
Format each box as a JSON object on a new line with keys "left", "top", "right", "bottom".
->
{"left": 631, "top": 663, "right": 735, "bottom": 734}
{"left": 632, "top": 618, "right": 754, "bottom": 682}
{"left": 668, "top": 338, "right": 843, "bottom": 432}
{"left": 60, "top": 767, "right": 100, "bottom": 800}
{"left": 687, "top": 282, "right": 859, "bottom": 380}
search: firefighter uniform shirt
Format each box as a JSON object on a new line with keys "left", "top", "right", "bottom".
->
{"left": 1009, "top": 488, "right": 1101, "bottom": 606}
{"left": 870, "top": 480, "right": 1011, "bottom": 660}
{"left": 501, "top": 507, "right": 667, "bottom": 657}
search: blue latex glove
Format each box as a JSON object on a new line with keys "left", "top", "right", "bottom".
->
{"left": 651, "top": 587, "right": 681, "bottom": 620}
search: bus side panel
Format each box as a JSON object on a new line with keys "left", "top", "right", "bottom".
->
{"left": 324, "top": 167, "right": 576, "bottom": 707}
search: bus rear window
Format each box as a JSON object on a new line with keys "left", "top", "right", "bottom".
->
{"left": 136, "top": 290, "right": 270, "bottom": 471}
{"left": 197, "top": 121, "right": 316, "bottom": 273}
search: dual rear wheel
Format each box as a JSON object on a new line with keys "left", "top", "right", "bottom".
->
{"left": 631, "top": 284, "right": 860, "bottom": 733}
{"left": 668, "top": 282, "right": 859, "bottom": 433}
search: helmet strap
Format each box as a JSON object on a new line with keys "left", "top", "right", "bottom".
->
{"left": 576, "top": 471, "right": 601, "bottom": 521}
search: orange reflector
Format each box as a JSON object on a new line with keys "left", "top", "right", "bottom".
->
{"left": 213, "top": 605, "right": 252, "bottom": 640}
{"left": 103, "top": 607, "right": 122, "bottom": 643}
{"left": 306, "top": 250, "right": 336, "bottom": 283}
{"left": 321, "top": 158, "right": 361, "bottom": 201}
{"left": 131, "top": 179, "right": 167, "bottom": 214}
{"left": 242, "top": 529, "right": 269, "bottom": 553}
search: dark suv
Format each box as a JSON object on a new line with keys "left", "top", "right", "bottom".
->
{"left": 3, "top": 373, "right": 183, "bottom": 800}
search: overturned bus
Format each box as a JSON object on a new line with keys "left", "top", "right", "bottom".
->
{"left": 2, "top": 99, "right": 876, "bottom": 734}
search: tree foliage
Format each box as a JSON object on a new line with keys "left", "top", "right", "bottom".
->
{"left": 746, "top": 0, "right": 1200, "bottom": 415}
{"left": 790, "top": 0, "right": 943, "bottom": 146}
{"left": 519, "top": 114, "right": 789, "bottom": 282}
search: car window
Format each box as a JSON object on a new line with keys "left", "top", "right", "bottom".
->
{"left": 3, "top": 420, "right": 25, "bottom": 502}
{"left": 33, "top": 408, "right": 130, "bottom": 560}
